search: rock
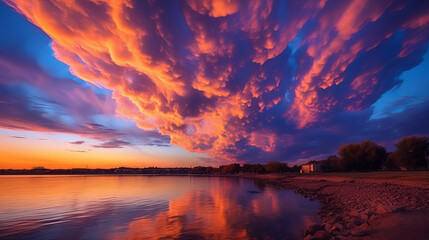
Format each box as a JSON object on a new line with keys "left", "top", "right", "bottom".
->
{"left": 324, "top": 223, "right": 333, "bottom": 232}
{"left": 376, "top": 204, "right": 405, "bottom": 215}
{"left": 359, "top": 223, "right": 370, "bottom": 230}
{"left": 308, "top": 224, "right": 324, "bottom": 234}
{"left": 326, "top": 217, "right": 337, "bottom": 224}
{"left": 369, "top": 214, "right": 379, "bottom": 221}
{"left": 303, "top": 234, "right": 316, "bottom": 240}
{"left": 349, "top": 210, "right": 360, "bottom": 217}
{"left": 346, "top": 222, "right": 355, "bottom": 229}
{"left": 326, "top": 223, "right": 344, "bottom": 234}
{"left": 314, "top": 230, "right": 331, "bottom": 240}
{"left": 334, "top": 215, "right": 343, "bottom": 222}
{"left": 302, "top": 229, "right": 311, "bottom": 237}
{"left": 342, "top": 230, "right": 351, "bottom": 236}
{"left": 361, "top": 213, "right": 369, "bottom": 220}
{"left": 335, "top": 236, "right": 347, "bottom": 240}
{"left": 393, "top": 205, "right": 406, "bottom": 212}
{"left": 364, "top": 209, "right": 375, "bottom": 216}
{"left": 351, "top": 228, "right": 368, "bottom": 237}
{"left": 354, "top": 217, "right": 364, "bottom": 226}
{"left": 334, "top": 223, "right": 344, "bottom": 231}
{"left": 342, "top": 215, "right": 351, "bottom": 222}
{"left": 369, "top": 215, "right": 382, "bottom": 226}
{"left": 376, "top": 204, "right": 390, "bottom": 214}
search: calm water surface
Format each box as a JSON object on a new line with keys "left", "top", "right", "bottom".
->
{"left": 0, "top": 175, "right": 319, "bottom": 239}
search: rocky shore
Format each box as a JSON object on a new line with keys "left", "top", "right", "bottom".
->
{"left": 248, "top": 173, "right": 429, "bottom": 240}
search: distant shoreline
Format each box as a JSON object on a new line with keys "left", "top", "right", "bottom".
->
{"left": 0, "top": 173, "right": 241, "bottom": 177}
{"left": 0, "top": 167, "right": 193, "bottom": 175}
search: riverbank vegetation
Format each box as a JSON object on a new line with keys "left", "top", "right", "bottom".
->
{"left": 326, "top": 136, "right": 428, "bottom": 172}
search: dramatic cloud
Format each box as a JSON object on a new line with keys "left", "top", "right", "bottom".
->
{"left": 70, "top": 141, "right": 85, "bottom": 145}
{"left": 0, "top": 1, "right": 172, "bottom": 150}
{"left": 4, "top": 0, "right": 429, "bottom": 162}
{"left": 0, "top": 40, "right": 171, "bottom": 149}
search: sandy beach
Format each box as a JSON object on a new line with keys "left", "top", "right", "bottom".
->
{"left": 247, "top": 172, "right": 429, "bottom": 240}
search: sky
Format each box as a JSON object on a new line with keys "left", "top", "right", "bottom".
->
{"left": 0, "top": 0, "right": 428, "bottom": 169}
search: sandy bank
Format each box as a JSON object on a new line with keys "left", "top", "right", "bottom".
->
{"left": 245, "top": 172, "right": 429, "bottom": 240}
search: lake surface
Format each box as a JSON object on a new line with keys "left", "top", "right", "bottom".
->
{"left": 0, "top": 175, "right": 319, "bottom": 240}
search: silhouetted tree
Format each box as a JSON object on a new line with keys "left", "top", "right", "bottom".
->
{"left": 389, "top": 136, "right": 428, "bottom": 170}
{"left": 383, "top": 152, "right": 399, "bottom": 170}
{"left": 322, "top": 155, "right": 340, "bottom": 171}
{"left": 242, "top": 164, "right": 252, "bottom": 173}
{"left": 242, "top": 164, "right": 265, "bottom": 173}
{"left": 319, "top": 156, "right": 338, "bottom": 172}
{"left": 264, "top": 161, "right": 289, "bottom": 173}
{"left": 191, "top": 166, "right": 219, "bottom": 174}
{"left": 219, "top": 163, "right": 241, "bottom": 174}
{"left": 291, "top": 165, "right": 301, "bottom": 173}
{"left": 337, "top": 140, "right": 387, "bottom": 171}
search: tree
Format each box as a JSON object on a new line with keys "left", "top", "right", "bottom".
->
{"left": 389, "top": 136, "right": 428, "bottom": 170}
{"left": 383, "top": 152, "right": 399, "bottom": 170}
{"left": 337, "top": 140, "right": 387, "bottom": 171}
{"left": 290, "top": 165, "right": 301, "bottom": 173}
{"left": 264, "top": 161, "right": 289, "bottom": 173}
{"left": 242, "top": 164, "right": 265, "bottom": 173}
{"left": 219, "top": 163, "right": 241, "bottom": 174}
{"left": 323, "top": 155, "right": 340, "bottom": 172}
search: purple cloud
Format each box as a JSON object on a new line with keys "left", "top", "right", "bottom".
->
{"left": 92, "top": 140, "right": 132, "bottom": 149}
{"left": 2, "top": 0, "right": 429, "bottom": 163}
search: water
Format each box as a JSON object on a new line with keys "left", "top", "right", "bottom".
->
{"left": 0, "top": 175, "right": 319, "bottom": 240}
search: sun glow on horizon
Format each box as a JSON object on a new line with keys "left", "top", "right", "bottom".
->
{"left": 0, "top": 129, "right": 211, "bottom": 169}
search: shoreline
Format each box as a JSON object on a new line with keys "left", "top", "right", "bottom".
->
{"left": 246, "top": 172, "right": 429, "bottom": 240}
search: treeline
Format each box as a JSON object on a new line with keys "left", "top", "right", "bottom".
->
{"left": 322, "top": 136, "right": 428, "bottom": 172}
{"left": 190, "top": 161, "right": 300, "bottom": 174}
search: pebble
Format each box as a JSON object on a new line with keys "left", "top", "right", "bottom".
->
{"left": 349, "top": 209, "right": 360, "bottom": 217}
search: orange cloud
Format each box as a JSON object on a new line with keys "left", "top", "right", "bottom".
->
{"left": 5, "top": 0, "right": 429, "bottom": 162}
{"left": 186, "top": 0, "right": 240, "bottom": 18}
{"left": 286, "top": 0, "right": 429, "bottom": 128}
